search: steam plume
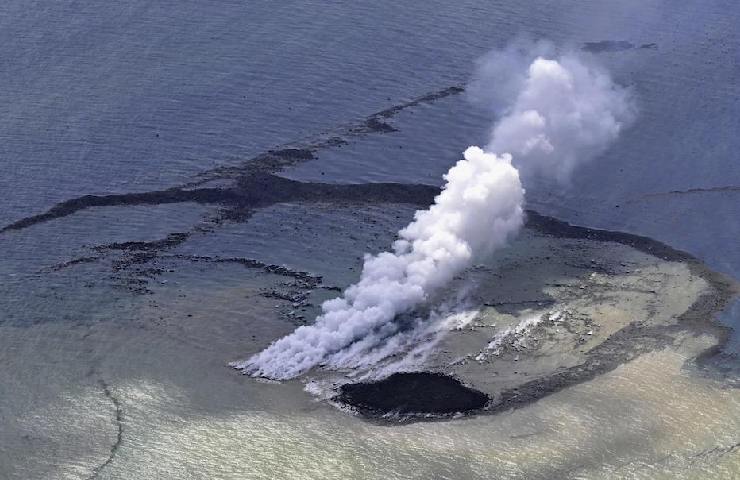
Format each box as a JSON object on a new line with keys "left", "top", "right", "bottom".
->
{"left": 233, "top": 42, "right": 634, "bottom": 380}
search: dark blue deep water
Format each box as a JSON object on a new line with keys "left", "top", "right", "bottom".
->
{"left": 1, "top": 2, "right": 739, "bottom": 478}
{"left": 2, "top": 1, "right": 737, "bottom": 345}
{"left": 0, "top": 0, "right": 740, "bottom": 479}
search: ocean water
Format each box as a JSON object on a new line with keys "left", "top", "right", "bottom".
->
{"left": 1, "top": 1, "right": 739, "bottom": 478}
{"left": 2, "top": 2, "right": 738, "bottom": 275}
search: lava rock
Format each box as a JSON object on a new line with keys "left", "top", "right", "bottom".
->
{"left": 334, "top": 372, "right": 489, "bottom": 418}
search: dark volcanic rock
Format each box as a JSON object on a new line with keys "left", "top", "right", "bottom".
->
{"left": 335, "top": 372, "right": 489, "bottom": 418}
{"left": 582, "top": 40, "right": 634, "bottom": 53}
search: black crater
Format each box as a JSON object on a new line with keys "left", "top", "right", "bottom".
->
{"left": 334, "top": 372, "right": 489, "bottom": 418}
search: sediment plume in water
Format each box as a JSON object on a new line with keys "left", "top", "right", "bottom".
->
{"left": 234, "top": 41, "right": 635, "bottom": 380}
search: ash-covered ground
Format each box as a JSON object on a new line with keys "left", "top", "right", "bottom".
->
{"left": 301, "top": 213, "right": 738, "bottom": 422}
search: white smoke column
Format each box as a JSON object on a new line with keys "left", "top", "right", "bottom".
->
{"left": 234, "top": 43, "right": 634, "bottom": 380}
{"left": 234, "top": 147, "right": 524, "bottom": 379}
{"left": 472, "top": 40, "right": 636, "bottom": 182}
